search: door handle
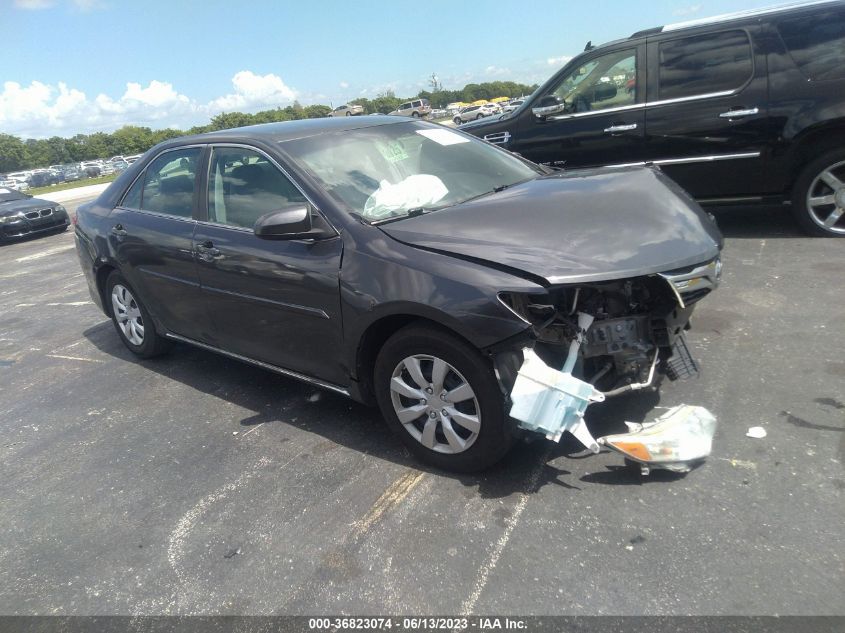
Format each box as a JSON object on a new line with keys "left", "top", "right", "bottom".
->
{"left": 604, "top": 123, "right": 638, "bottom": 134}
{"left": 719, "top": 107, "right": 759, "bottom": 119}
{"left": 110, "top": 224, "right": 128, "bottom": 239}
{"left": 195, "top": 240, "right": 222, "bottom": 262}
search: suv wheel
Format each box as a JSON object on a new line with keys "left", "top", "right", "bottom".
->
{"left": 374, "top": 324, "right": 514, "bottom": 472}
{"left": 411, "top": 111, "right": 420, "bottom": 118}
{"left": 106, "top": 271, "right": 171, "bottom": 358}
{"left": 792, "top": 148, "right": 845, "bottom": 236}
{"left": 453, "top": 117, "right": 461, "bottom": 125}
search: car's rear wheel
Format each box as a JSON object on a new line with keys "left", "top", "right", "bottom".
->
{"left": 791, "top": 148, "right": 845, "bottom": 237}
{"left": 374, "top": 324, "right": 514, "bottom": 472}
{"left": 346, "top": 111, "right": 351, "bottom": 116}
{"left": 106, "top": 271, "right": 171, "bottom": 358}
{"left": 453, "top": 117, "right": 461, "bottom": 125}
{"left": 412, "top": 111, "right": 420, "bottom": 118}
{"left": 476, "top": 114, "right": 482, "bottom": 120}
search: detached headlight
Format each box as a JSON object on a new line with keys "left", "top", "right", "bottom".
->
{"left": 598, "top": 404, "right": 717, "bottom": 473}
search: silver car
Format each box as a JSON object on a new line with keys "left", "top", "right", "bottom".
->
{"left": 452, "top": 104, "right": 496, "bottom": 125}
{"left": 329, "top": 104, "right": 365, "bottom": 117}
{"left": 388, "top": 99, "right": 431, "bottom": 118}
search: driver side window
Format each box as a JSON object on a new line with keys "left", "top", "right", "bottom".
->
{"left": 207, "top": 147, "right": 307, "bottom": 229}
{"left": 547, "top": 49, "right": 637, "bottom": 114}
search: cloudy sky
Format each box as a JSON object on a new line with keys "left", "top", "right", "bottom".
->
{"left": 2, "top": 0, "right": 777, "bottom": 138}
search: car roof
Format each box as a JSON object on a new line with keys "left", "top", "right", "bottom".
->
{"left": 175, "top": 115, "right": 406, "bottom": 145}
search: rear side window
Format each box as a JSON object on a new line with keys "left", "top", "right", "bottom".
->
{"left": 658, "top": 30, "right": 753, "bottom": 100}
{"left": 777, "top": 8, "right": 845, "bottom": 81}
{"left": 122, "top": 148, "right": 201, "bottom": 218}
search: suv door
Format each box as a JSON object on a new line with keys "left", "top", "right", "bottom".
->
{"left": 510, "top": 44, "right": 645, "bottom": 168}
{"left": 109, "top": 146, "right": 215, "bottom": 341}
{"left": 192, "top": 145, "right": 345, "bottom": 385}
{"left": 644, "top": 26, "right": 770, "bottom": 199}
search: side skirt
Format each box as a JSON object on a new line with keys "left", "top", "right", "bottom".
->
{"left": 163, "top": 332, "right": 351, "bottom": 397}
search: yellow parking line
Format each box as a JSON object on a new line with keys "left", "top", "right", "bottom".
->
{"left": 352, "top": 469, "right": 426, "bottom": 536}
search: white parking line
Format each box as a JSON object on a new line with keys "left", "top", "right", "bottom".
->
{"left": 15, "top": 244, "right": 75, "bottom": 263}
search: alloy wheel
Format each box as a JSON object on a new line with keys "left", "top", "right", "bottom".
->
{"left": 806, "top": 160, "right": 845, "bottom": 234}
{"left": 389, "top": 354, "right": 481, "bottom": 454}
{"left": 111, "top": 284, "right": 145, "bottom": 346}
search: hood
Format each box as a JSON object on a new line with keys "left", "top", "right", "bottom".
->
{"left": 0, "top": 197, "right": 55, "bottom": 217}
{"left": 378, "top": 166, "right": 722, "bottom": 285}
{"left": 458, "top": 113, "right": 513, "bottom": 133}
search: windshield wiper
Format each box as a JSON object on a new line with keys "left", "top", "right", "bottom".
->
{"left": 370, "top": 206, "right": 440, "bottom": 226}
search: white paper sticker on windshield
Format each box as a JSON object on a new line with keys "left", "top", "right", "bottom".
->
{"left": 416, "top": 129, "right": 470, "bottom": 146}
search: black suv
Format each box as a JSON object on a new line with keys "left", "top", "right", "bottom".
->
{"left": 462, "top": 0, "right": 845, "bottom": 236}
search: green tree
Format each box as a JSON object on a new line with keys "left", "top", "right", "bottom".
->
{"left": 0, "top": 134, "right": 27, "bottom": 172}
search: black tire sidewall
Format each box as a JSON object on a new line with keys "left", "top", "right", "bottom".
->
{"left": 374, "top": 324, "right": 513, "bottom": 472}
{"left": 105, "top": 271, "right": 167, "bottom": 358}
{"left": 791, "top": 148, "right": 845, "bottom": 237}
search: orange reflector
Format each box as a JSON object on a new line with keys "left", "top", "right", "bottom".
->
{"left": 609, "top": 441, "right": 652, "bottom": 462}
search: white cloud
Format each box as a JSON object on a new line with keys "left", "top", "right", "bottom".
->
{"left": 0, "top": 70, "right": 299, "bottom": 138}
{"left": 339, "top": 81, "right": 349, "bottom": 89}
{"left": 547, "top": 55, "right": 573, "bottom": 67}
{"left": 484, "top": 65, "right": 511, "bottom": 77}
{"left": 13, "top": 0, "right": 55, "bottom": 8}
{"left": 673, "top": 4, "right": 702, "bottom": 16}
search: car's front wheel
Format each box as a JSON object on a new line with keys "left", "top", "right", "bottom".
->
{"left": 106, "top": 271, "right": 171, "bottom": 358}
{"left": 374, "top": 324, "right": 514, "bottom": 472}
{"left": 453, "top": 117, "right": 461, "bottom": 125}
{"left": 791, "top": 148, "right": 845, "bottom": 236}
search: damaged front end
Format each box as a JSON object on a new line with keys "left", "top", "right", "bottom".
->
{"left": 498, "top": 257, "right": 721, "bottom": 473}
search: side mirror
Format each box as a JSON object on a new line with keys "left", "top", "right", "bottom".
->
{"left": 532, "top": 95, "right": 566, "bottom": 119}
{"left": 253, "top": 205, "right": 333, "bottom": 240}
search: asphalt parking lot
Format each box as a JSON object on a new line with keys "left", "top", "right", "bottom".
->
{"left": 0, "top": 198, "right": 843, "bottom": 616}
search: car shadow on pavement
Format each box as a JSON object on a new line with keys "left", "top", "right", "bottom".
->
{"left": 707, "top": 204, "right": 804, "bottom": 238}
{"left": 83, "top": 321, "right": 678, "bottom": 498}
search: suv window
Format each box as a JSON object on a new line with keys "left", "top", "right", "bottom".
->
{"left": 122, "top": 147, "right": 200, "bottom": 217}
{"left": 207, "top": 147, "right": 306, "bottom": 229}
{"left": 400, "top": 103, "right": 411, "bottom": 110}
{"left": 658, "top": 30, "right": 753, "bottom": 100}
{"left": 545, "top": 48, "right": 637, "bottom": 113}
{"left": 412, "top": 100, "right": 421, "bottom": 107}
{"left": 776, "top": 7, "right": 845, "bottom": 81}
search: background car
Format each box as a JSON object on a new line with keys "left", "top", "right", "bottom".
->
{"left": 388, "top": 99, "right": 431, "bottom": 118}
{"left": 329, "top": 104, "right": 365, "bottom": 117}
{"left": 452, "top": 104, "right": 496, "bottom": 124}
{"left": 502, "top": 99, "right": 524, "bottom": 113}
{"left": 0, "top": 186, "right": 69, "bottom": 242}
{"left": 461, "top": 1, "right": 845, "bottom": 236}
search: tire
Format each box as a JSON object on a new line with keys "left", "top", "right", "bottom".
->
{"left": 374, "top": 324, "right": 514, "bottom": 472}
{"left": 412, "top": 111, "right": 420, "bottom": 118}
{"left": 453, "top": 117, "right": 462, "bottom": 126}
{"left": 790, "top": 148, "right": 845, "bottom": 237}
{"left": 346, "top": 111, "right": 351, "bottom": 116}
{"left": 105, "top": 271, "right": 171, "bottom": 358}
{"left": 476, "top": 114, "right": 482, "bottom": 120}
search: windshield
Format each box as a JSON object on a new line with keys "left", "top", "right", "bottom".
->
{"left": 282, "top": 121, "right": 539, "bottom": 222}
{"left": 0, "top": 188, "right": 28, "bottom": 203}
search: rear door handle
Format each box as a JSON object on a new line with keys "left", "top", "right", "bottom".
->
{"left": 604, "top": 123, "right": 638, "bottom": 134}
{"left": 195, "top": 240, "right": 222, "bottom": 262}
{"left": 719, "top": 107, "right": 759, "bottom": 119}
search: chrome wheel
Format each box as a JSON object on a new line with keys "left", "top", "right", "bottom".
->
{"left": 389, "top": 354, "right": 481, "bottom": 454}
{"left": 111, "top": 284, "right": 144, "bottom": 346}
{"left": 806, "top": 160, "right": 845, "bottom": 234}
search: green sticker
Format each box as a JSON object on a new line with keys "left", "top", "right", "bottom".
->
{"left": 379, "top": 142, "right": 409, "bottom": 163}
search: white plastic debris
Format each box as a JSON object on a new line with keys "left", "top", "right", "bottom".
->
{"left": 509, "top": 313, "right": 604, "bottom": 450}
{"left": 746, "top": 426, "right": 767, "bottom": 439}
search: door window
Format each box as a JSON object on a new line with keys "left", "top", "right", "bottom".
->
{"left": 121, "top": 147, "right": 201, "bottom": 217}
{"left": 658, "top": 30, "right": 753, "bottom": 100}
{"left": 207, "top": 147, "right": 307, "bottom": 229}
{"left": 776, "top": 8, "right": 845, "bottom": 81}
{"left": 544, "top": 49, "right": 637, "bottom": 113}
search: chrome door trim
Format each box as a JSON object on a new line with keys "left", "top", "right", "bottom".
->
{"left": 164, "top": 332, "right": 350, "bottom": 396}
{"left": 606, "top": 151, "right": 761, "bottom": 168}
